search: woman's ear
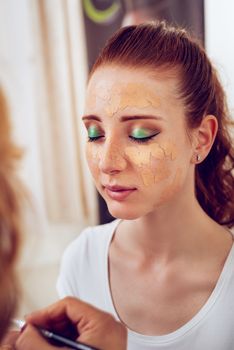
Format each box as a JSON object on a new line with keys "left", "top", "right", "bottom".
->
{"left": 191, "top": 115, "right": 218, "bottom": 164}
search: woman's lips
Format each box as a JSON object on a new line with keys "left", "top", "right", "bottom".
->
{"left": 104, "top": 185, "right": 137, "bottom": 201}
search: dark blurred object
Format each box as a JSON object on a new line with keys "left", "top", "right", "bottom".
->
{"left": 81, "top": 0, "right": 204, "bottom": 224}
{"left": 82, "top": 0, "right": 124, "bottom": 71}
{"left": 122, "top": 0, "right": 204, "bottom": 43}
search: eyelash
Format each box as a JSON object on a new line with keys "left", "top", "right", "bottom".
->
{"left": 87, "top": 136, "right": 102, "bottom": 142}
{"left": 87, "top": 133, "right": 159, "bottom": 144}
{"left": 129, "top": 134, "right": 159, "bottom": 143}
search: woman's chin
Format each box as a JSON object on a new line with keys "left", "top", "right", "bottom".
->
{"left": 107, "top": 203, "right": 143, "bottom": 220}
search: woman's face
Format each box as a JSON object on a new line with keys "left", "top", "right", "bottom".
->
{"left": 83, "top": 65, "right": 195, "bottom": 219}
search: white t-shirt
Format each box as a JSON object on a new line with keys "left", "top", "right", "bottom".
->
{"left": 57, "top": 219, "right": 234, "bottom": 350}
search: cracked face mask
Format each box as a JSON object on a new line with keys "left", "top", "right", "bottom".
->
{"left": 89, "top": 81, "right": 161, "bottom": 117}
{"left": 83, "top": 65, "right": 195, "bottom": 219}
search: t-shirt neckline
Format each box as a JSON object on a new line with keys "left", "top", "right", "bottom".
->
{"left": 104, "top": 219, "right": 234, "bottom": 345}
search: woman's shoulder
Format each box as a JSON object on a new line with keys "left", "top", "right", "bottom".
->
{"left": 80, "top": 218, "right": 121, "bottom": 243}
{"left": 61, "top": 219, "right": 121, "bottom": 261}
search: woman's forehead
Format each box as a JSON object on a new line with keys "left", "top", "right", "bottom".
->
{"left": 85, "top": 66, "right": 182, "bottom": 116}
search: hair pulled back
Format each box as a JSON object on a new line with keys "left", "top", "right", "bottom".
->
{"left": 91, "top": 21, "right": 234, "bottom": 227}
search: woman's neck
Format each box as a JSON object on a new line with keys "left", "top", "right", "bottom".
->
{"left": 115, "top": 197, "right": 230, "bottom": 264}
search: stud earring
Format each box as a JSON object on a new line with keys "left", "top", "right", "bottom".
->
{"left": 196, "top": 154, "right": 201, "bottom": 162}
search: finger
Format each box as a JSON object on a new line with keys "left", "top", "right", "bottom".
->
{"left": 25, "top": 297, "right": 95, "bottom": 339}
{"left": 78, "top": 317, "right": 127, "bottom": 350}
{"left": 25, "top": 297, "right": 77, "bottom": 325}
{"left": 1, "top": 330, "right": 20, "bottom": 347}
{"left": 15, "top": 325, "right": 58, "bottom": 350}
{"left": 26, "top": 297, "right": 100, "bottom": 329}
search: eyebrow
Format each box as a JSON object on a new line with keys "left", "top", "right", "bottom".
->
{"left": 82, "top": 115, "right": 164, "bottom": 122}
{"left": 82, "top": 115, "right": 101, "bottom": 122}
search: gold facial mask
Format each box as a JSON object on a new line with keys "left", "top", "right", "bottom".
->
{"left": 87, "top": 81, "right": 161, "bottom": 117}
{"left": 159, "top": 167, "right": 181, "bottom": 202}
{"left": 105, "top": 83, "right": 161, "bottom": 116}
{"left": 86, "top": 143, "right": 126, "bottom": 169}
{"left": 125, "top": 141, "right": 177, "bottom": 186}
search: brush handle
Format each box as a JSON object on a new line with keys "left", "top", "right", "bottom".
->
{"left": 40, "top": 329, "right": 99, "bottom": 350}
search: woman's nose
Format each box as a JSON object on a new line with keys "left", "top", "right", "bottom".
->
{"left": 99, "top": 143, "right": 127, "bottom": 174}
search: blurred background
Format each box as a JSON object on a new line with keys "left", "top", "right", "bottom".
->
{"left": 0, "top": 0, "right": 233, "bottom": 316}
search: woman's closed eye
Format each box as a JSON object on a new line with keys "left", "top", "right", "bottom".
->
{"left": 129, "top": 127, "right": 160, "bottom": 144}
{"left": 87, "top": 125, "right": 103, "bottom": 142}
{"left": 87, "top": 126, "right": 160, "bottom": 143}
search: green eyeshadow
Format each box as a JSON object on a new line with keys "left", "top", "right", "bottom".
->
{"left": 131, "top": 128, "right": 150, "bottom": 138}
{"left": 88, "top": 125, "right": 99, "bottom": 137}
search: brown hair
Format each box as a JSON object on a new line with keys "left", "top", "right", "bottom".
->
{"left": 91, "top": 21, "right": 234, "bottom": 228}
{"left": 0, "top": 87, "right": 23, "bottom": 340}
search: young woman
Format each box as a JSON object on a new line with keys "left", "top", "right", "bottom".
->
{"left": 56, "top": 21, "right": 234, "bottom": 349}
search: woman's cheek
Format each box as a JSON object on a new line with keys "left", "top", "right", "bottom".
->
{"left": 125, "top": 143, "right": 176, "bottom": 187}
{"left": 86, "top": 145, "right": 100, "bottom": 178}
{"left": 135, "top": 155, "right": 183, "bottom": 204}
{"left": 159, "top": 167, "right": 182, "bottom": 202}
{"left": 137, "top": 159, "right": 172, "bottom": 186}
